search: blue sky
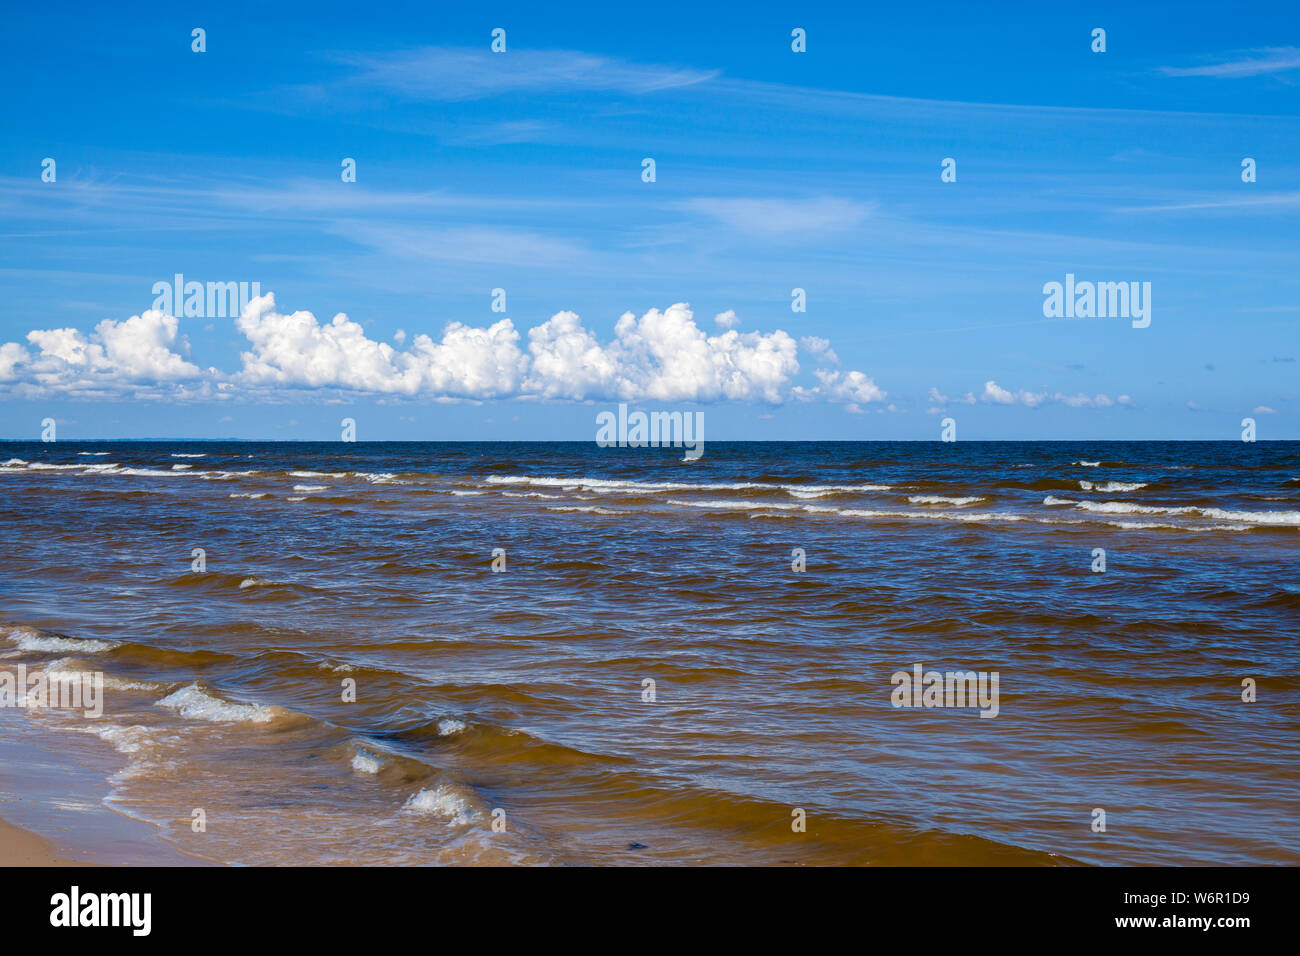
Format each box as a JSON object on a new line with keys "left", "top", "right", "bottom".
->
{"left": 1, "top": 0, "right": 1297, "bottom": 440}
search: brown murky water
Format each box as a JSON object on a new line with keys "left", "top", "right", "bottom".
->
{"left": 2, "top": 440, "right": 1298, "bottom": 864}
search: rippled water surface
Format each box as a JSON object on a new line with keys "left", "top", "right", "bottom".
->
{"left": 2, "top": 441, "right": 1297, "bottom": 865}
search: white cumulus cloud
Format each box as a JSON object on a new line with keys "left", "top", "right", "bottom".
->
{"left": 800, "top": 336, "right": 838, "bottom": 365}
{"left": 604, "top": 304, "right": 800, "bottom": 403}
{"left": 978, "top": 380, "right": 1116, "bottom": 408}
{"left": 0, "top": 294, "right": 885, "bottom": 408}
{"left": 235, "top": 294, "right": 524, "bottom": 397}
{"left": 796, "top": 368, "right": 886, "bottom": 405}
{"left": 2, "top": 311, "right": 203, "bottom": 397}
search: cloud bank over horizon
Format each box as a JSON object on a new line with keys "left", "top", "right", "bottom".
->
{"left": 0, "top": 294, "right": 884, "bottom": 408}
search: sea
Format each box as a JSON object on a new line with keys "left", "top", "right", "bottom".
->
{"left": 1, "top": 440, "right": 1297, "bottom": 865}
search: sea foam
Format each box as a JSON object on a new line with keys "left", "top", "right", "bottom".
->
{"left": 155, "top": 683, "right": 278, "bottom": 724}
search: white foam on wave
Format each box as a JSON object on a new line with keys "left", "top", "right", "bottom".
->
{"left": 1079, "top": 480, "right": 1147, "bottom": 492}
{"left": 79, "top": 722, "right": 156, "bottom": 756}
{"left": 78, "top": 452, "right": 111, "bottom": 457}
{"left": 351, "top": 750, "right": 381, "bottom": 774}
{"left": 437, "top": 718, "right": 467, "bottom": 736}
{"left": 785, "top": 484, "right": 891, "bottom": 498}
{"left": 1105, "top": 520, "right": 1182, "bottom": 531}
{"left": 1074, "top": 500, "right": 1300, "bottom": 525}
{"left": 64, "top": 721, "right": 177, "bottom": 785}
{"left": 908, "top": 495, "right": 986, "bottom": 506}
{"left": 116, "top": 467, "right": 214, "bottom": 478}
{"left": 485, "top": 475, "right": 891, "bottom": 496}
{"left": 238, "top": 577, "right": 273, "bottom": 589}
{"left": 292, "top": 484, "right": 329, "bottom": 492}
{"left": 1073, "top": 460, "right": 1102, "bottom": 467}
{"left": 1199, "top": 507, "right": 1300, "bottom": 525}
{"left": 794, "top": 484, "right": 893, "bottom": 493}
{"left": 671, "top": 498, "right": 1036, "bottom": 524}
{"left": 842, "top": 507, "right": 1030, "bottom": 524}
{"left": 353, "top": 472, "right": 403, "bottom": 484}
{"left": 451, "top": 490, "right": 486, "bottom": 496}
{"left": 171, "top": 464, "right": 192, "bottom": 470}
{"left": 1099, "top": 520, "right": 1244, "bottom": 532}
{"left": 401, "top": 784, "right": 479, "bottom": 825}
{"left": 99, "top": 724, "right": 156, "bottom": 753}
{"left": 1076, "top": 501, "right": 1191, "bottom": 516}
{"left": 6, "top": 628, "right": 117, "bottom": 653}
{"left": 229, "top": 492, "right": 268, "bottom": 499}
{"left": 545, "top": 505, "right": 623, "bottom": 515}
{"left": 289, "top": 470, "right": 345, "bottom": 478}
{"left": 171, "top": 453, "right": 206, "bottom": 458}
{"left": 673, "top": 499, "right": 804, "bottom": 512}
{"left": 106, "top": 675, "right": 164, "bottom": 692}
{"left": 155, "top": 683, "right": 278, "bottom": 724}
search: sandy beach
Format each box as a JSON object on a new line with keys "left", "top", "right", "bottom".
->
{"left": 0, "top": 814, "right": 77, "bottom": 866}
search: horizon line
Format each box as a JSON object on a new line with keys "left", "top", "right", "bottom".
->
{"left": 2, "top": 438, "right": 1295, "bottom": 445}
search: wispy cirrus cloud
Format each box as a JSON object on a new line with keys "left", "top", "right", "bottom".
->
{"left": 680, "top": 196, "right": 874, "bottom": 238}
{"left": 338, "top": 223, "right": 593, "bottom": 269}
{"left": 328, "top": 47, "right": 720, "bottom": 102}
{"left": 439, "top": 120, "right": 555, "bottom": 146}
{"left": 0, "top": 175, "right": 591, "bottom": 227}
{"left": 1158, "top": 47, "right": 1300, "bottom": 78}
{"left": 1119, "top": 192, "right": 1300, "bottom": 213}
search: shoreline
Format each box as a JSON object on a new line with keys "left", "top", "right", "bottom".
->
{"left": 0, "top": 716, "right": 211, "bottom": 868}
